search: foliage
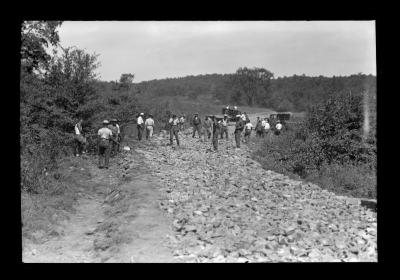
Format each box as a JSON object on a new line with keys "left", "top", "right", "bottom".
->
{"left": 131, "top": 71, "right": 376, "bottom": 113}
{"left": 252, "top": 92, "right": 376, "bottom": 199}
{"left": 21, "top": 39, "right": 101, "bottom": 193}
{"left": 21, "top": 21, "right": 63, "bottom": 73}
{"left": 230, "top": 67, "right": 274, "bottom": 106}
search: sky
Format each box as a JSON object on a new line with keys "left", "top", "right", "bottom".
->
{"left": 57, "top": 21, "right": 376, "bottom": 82}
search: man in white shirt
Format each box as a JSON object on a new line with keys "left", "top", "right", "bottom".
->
{"left": 179, "top": 115, "right": 185, "bottom": 131}
{"left": 97, "top": 120, "right": 113, "bottom": 169}
{"left": 264, "top": 118, "right": 271, "bottom": 138}
{"left": 137, "top": 113, "right": 145, "bottom": 141}
{"left": 115, "top": 119, "right": 121, "bottom": 152}
{"left": 74, "top": 119, "right": 88, "bottom": 156}
{"left": 275, "top": 120, "right": 283, "bottom": 135}
{"left": 220, "top": 115, "right": 229, "bottom": 139}
{"left": 241, "top": 113, "right": 246, "bottom": 122}
{"left": 244, "top": 122, "right": 253, "bottom": 143}
{"left": 145, "top": 114, "right": 155, "bottom": 140}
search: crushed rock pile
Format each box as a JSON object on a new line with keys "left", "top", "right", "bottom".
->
{"left": 135, "top": 130, "right": 377, "bottom": 262}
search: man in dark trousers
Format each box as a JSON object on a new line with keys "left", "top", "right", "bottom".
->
{"left": 204, "top": 116, "right": 213, "bottom": 140}
{"left": 97, "top": 120, "right": 113, "bottom": 169}
{"left": 212, "top": 116, "right": 221, "bottom": 151}
{"left": 255, "top": 117, "right": 263, "bottom": 137}
{"left": 220, "top": 114, "right": 229, "bottom": 139}
{"left": 169, "top": 114, "right": 180, "bottom": 146}
{"left": 137, "top": 113, "right": 145, "bottom": 141}
{"left": 234, "top": 115, "right": 245, "bottom": 148}
{"left": 108, "top": 119, "right": 119, "bottom": 156}
{"left": 192, "top": 113, "right": 202, "bottom": 138}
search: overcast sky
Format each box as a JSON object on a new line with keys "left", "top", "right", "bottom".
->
{"left": 57, "top": 21, "right": 376, "bottom": 82}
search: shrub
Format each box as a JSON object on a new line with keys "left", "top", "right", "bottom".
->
{"left": 252, "top": 92, "right": 376, "bottom": 198}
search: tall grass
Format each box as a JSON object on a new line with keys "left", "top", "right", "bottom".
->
{"left": 251, "top": 93, "right": 376, "bottom": 199}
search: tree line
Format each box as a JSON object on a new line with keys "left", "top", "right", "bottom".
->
{"left": 129, "top": 70, "right": 376, "bottom": 114}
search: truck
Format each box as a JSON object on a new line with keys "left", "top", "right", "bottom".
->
{"left": 222, "top": 107, "right": 241, "bottom": 122}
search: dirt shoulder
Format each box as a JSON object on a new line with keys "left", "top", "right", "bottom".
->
{"left": 22, "top": 144, "right": 180, "bottom": 263}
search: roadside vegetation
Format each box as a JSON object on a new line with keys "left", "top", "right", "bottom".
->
{"left": 251, "top": 91, "right": 377, "bottom": 199}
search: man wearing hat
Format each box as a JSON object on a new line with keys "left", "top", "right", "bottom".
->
{"left": 234, "top": 115, "right": 245, "bottom": 148}
{"left": 97, "top": 120, "right": 113, "bottom": 169}
{"left": 169, "top": 114, "right": 180, "bottom": 146}
{"left": 203, "top": 116, "right": 213, "bottom": 140}
{"left": 275, "top": 120, "right": 282, "bottom": 135}
{"left": 145, "top": 114, "right": 155, "bottom": 140}
{"left": 220, "top": 114, "right": 229, "bottom": 139}
{"left": 108, "top": 119, "right": 119, "bottom": 156}
{"left": 264, "top": 118, "right": 271, "bottom": 138}
{"left": 137, "top": 113, "right": 145, "bottom": 141}
{"left": 191, "top": 113, "right": 202, "bottom": 138}
{"left": 179, "top": 114, "right": 185, "bottom": 131}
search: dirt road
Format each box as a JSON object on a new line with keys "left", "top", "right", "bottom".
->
{"left": 23, "top": 145, "right": 180, "bottom": 263}
{"left": 22, "top": 121, "right": 377, "bottom": 263}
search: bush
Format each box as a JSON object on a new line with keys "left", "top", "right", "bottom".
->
{"left": 252, "top": 92, "right": 376, "bottom": 198}
{"left": 307, "top": 163, "right": 376, "bottom": 199}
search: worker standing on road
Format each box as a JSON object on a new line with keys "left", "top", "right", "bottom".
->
{"left": 108, "top": 119, "right": 119, "bottom": 156}
{"left": 137, "top": 113, "right": 145, "bottom": 141}
{"left": 115, "top": 119, "right": 121, "bottom": 152}
{"left": 264, "top": 118, "right": 271, "bottom": 139}
{"left": 241, "top": 112, "right": 246, "bottom": 122}
{"left": 97, "top": 120, "right": 113, "bottom": 169}
{"left": 244, "top": 112, "right": 250, "bottom": 124}
{"left": 234, "top": 115, "right": 244, "bottom": 148}
{"left": 169, "top": 114, "right": 180, "bottom": 146}
{"left": 179, "top": 114, "right": 185, "bottom": 131}
{"left": 192, "top": 113, "right": 202, "bottom": 138}
{"left": 275, "top": 120, "right": 283, "bottom": 136}
{"left": 220, "top": 114, "right": 229, "bottom": 139}
{"left": 212, "top": 116, "right": 221, "bottom": 151}
{"left": 145, "top": 114, "right": 155, "bottom": 140}
{"left": 261, "top": 118, "right": 267, "bottom": 138}
{"left": 204, "top": 116, "right": 213, "bottom": 140}
{"left": 244, "top": 121, "right": 253, "bottom": 143}
{"left": 255, "top": 117, "right": 262, "bottom": 137}
{"left": 74, "top": 119, "right": 87, "bottom": 156}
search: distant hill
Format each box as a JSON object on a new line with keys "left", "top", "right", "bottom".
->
{"left": 128, "top": 73, "right": 376, "bottom": 112}
{"left": 95, "top": 72, "right": 376, "bottom": 114}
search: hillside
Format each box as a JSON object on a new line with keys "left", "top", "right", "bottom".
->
{"left": 126, "top": 73, "right": 376, "bottom": 113}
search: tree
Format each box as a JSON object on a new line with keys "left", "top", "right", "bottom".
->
{"left": 45, "top": 47, "right": 101, "bottom": 120}
{"left": 21, "top": 21, "right": 63, "bottom": 73}
{"left": 118, "top": 73, "right": 135, "bottom": 90}
{"left": 231, "top": 67, "right": 274, "bottom": 106}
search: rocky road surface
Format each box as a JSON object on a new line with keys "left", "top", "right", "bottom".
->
{"left": 134, "top": 123, "right": 377, "bottom": 262}
{"left": 23, "top": 116, "right": 377, "bottom": 263}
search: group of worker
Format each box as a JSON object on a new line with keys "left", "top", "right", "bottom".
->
{"left": 97, "top": 119, "right": 121, "bottom": 168}
{"left": 190, "top": 113, "right": 229, "bottom": 151}
{"left": 74, "top": 109, "right": 284, "bottom": 169}
{"left": 136, "top": 113, "right": 156, "bottom": 141}
{"left": 74, "top": 118, "right": 121, "bottom": 169}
